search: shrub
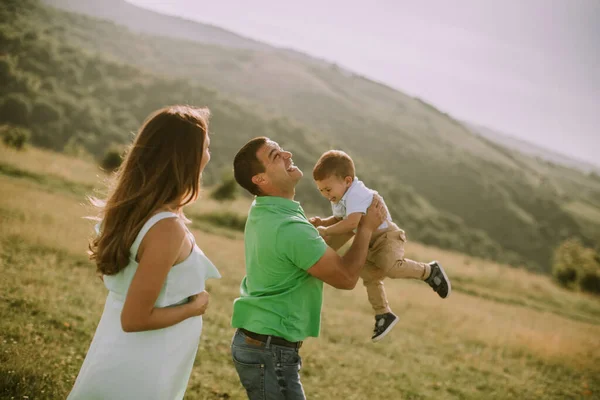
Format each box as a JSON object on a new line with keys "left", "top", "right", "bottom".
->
{"left": 579, "top": 270, "right": 600, "bottom": 294}
{"left": 194, "top": 211, "right": 246, "bottom": 231}
{"left": 100, "top": 148, "right": 123, "bottom": 173}
{"left": 210, "top": 174, "right": 238, "bottom": 201}
{"left": 554, "top": 266, "right": 577, "bottom": 287}
{"left": 552, "top": 238, "right": 600, "bottom": 294}
{"left": 1, "top": 125, "right": 30, "bottom": 150}
{"left": 577, "top": 255, "right": 600, "bottom": 295}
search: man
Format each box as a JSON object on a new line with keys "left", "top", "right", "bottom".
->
{"left": 230, "top": 137, "right": 386, "bottom": 399}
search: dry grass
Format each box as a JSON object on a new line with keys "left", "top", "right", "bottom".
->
{"left": 0, "top": 146, "right": 102, "bottom": 187}
{"left": 1, "top": 147, "right": 599, "bottom": 399}
{"left": 0, "top": 176, "right": 94, "bottom": 255}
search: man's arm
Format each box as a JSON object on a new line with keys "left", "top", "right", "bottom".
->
{"left": 307, "top": 196, "right": 385, "bottom": 290}
{"left": 325, "top": 231, "right": 354, "bottom": 252}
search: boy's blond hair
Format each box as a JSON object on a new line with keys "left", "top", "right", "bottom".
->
{"left": 313, "top": 150, "right": 355, "bottom": 181}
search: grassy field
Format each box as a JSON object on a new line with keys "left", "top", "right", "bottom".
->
{"left": 1, "top": 145, "right": 599, "bottom": 399}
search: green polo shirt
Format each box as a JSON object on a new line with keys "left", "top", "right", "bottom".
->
{"left": 231, "top": 196, "right": 328, "bottom": 342}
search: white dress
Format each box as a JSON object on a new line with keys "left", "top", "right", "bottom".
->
{"left": 68, "top": 212, "right": 221, "bottom": 400}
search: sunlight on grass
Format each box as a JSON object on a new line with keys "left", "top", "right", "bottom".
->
{"left": 0, "top": 146, "right": 103, "bottom": 187}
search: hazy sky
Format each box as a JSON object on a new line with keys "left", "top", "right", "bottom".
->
{"left": 129, "top": 0, "right": 599, "bottom": 166}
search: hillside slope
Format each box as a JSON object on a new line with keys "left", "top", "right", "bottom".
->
{"left": 4, "top": 0, "right": 600, "bottom": 270}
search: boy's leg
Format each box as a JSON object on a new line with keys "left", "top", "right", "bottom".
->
{"left": 360, "top": 263, "right": 399, "bottom": 342}
{"left": 371, "top": 229, "right": 451, "bottom": 298}
{"left": 360, "top": 263, "right": 390, "bottom": 315}
{"left": 370, "top": 229, "right": 431, "bottom": 280}
{"left": 388, "top": 258, "right": 431, "bottom": 280}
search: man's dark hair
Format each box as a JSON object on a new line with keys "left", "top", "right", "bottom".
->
{"left": 233, "top": 137, "right": 268, "bottom": 196}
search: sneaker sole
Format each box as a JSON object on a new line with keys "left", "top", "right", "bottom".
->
{"left": 371, "top": 316, "right": 399, "bottom": 343}
{"left": 433, "top": 260, "right": 451, "bottom": 298}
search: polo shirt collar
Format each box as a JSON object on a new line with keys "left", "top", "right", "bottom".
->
{"left": 339, "top": 177, "right": 359, "bottom": 204}
{"left": 255, "top": 195, "right": 301, "bottom": 211}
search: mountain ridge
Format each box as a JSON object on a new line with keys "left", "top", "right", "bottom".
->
{"left": 466, "top": 122, "right": 600, "bottom": 174}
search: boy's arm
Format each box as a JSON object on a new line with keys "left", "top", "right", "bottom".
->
{"left": 320, "top": 212, "right": 362, "bottom": 236}
{"left": 309, "top": 215, "right": 341, "bottom": 227}
{"left": 307, "top": 196, "right": 386, "bottom": 289}
{"left": 321, "top": 215, "right": 341, "bottom": 227}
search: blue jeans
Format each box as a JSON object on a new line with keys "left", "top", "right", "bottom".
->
{"left": 231, "top": 329, "right": 306, "bottom": 400}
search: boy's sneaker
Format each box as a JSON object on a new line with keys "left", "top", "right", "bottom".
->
{"left": 371, "top": 312, "right": 398, "bottom": 342}
{"left": 425, "top": 261, "right": 451, "bottom": 298}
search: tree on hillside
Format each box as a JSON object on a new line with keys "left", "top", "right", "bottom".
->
{"left": 0, "top": 93, "right": 31, "bottom": 126}
{"left": 552, "top": 238, "right": 600, "bottom": 294}
{"left": 32, "top": 99, "right": 62, "bottom": 123}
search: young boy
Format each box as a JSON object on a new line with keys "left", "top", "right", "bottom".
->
{"left": 310, "top": 150, "right": 451, "bottom": 342}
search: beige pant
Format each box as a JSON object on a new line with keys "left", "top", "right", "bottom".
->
{"left": 328, "top": 224, "right": 430, "bottom": 315}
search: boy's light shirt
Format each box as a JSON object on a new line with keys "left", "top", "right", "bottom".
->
{"left": 331, "top": 177, "right": 391, "bottom": 231}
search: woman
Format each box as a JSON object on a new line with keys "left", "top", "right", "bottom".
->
{"left": 68, "top": 105, "right": 221, "bottom": 400}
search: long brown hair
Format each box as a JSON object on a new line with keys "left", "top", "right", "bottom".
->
{"left": 89, "top": 105, "right": 210, "bottom": 275}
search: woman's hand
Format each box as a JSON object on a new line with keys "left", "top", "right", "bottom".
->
{"left": 188, "top": 291, "right": 210, "bottom": 317}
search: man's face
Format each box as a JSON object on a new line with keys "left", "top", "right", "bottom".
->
{"left": 255, "top": 140, "right": 303, "bottom": 192}
{"left": 315, "top": 175, "right": 353, "bottom": 204}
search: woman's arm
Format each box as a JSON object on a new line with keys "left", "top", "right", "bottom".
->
{"left": 120, "top": 218, "right": 209, "bottom": 333}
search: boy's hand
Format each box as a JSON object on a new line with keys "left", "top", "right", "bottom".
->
{"left": 309, "top": 216, "right": 323, "bottom": 227}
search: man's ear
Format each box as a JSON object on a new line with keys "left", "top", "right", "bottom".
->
{"left": 344, "top": 176, "right": 353, "bottom": 186}
{"left": 252, "top": 173, "right": 267, "bottom": 187}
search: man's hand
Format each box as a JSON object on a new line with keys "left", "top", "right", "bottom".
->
{"left": 309, "top": 216, "right": 324, "bottom": 227}
{"left": 359, "top": 193, "right": 387, "bottom": 232}
{"left": 317, "top": 225, "right": 328, "bottom": 238}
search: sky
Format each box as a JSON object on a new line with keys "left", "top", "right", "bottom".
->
{"left": 128, "top": 0, "right": 599, "bottom": 166}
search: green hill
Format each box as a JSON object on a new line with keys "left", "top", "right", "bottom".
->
{"left": 0, "top": 0, "right": 336, "bottom": 211}
{"left": 3, "top": 0, "right": 600, "bottom": 271}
